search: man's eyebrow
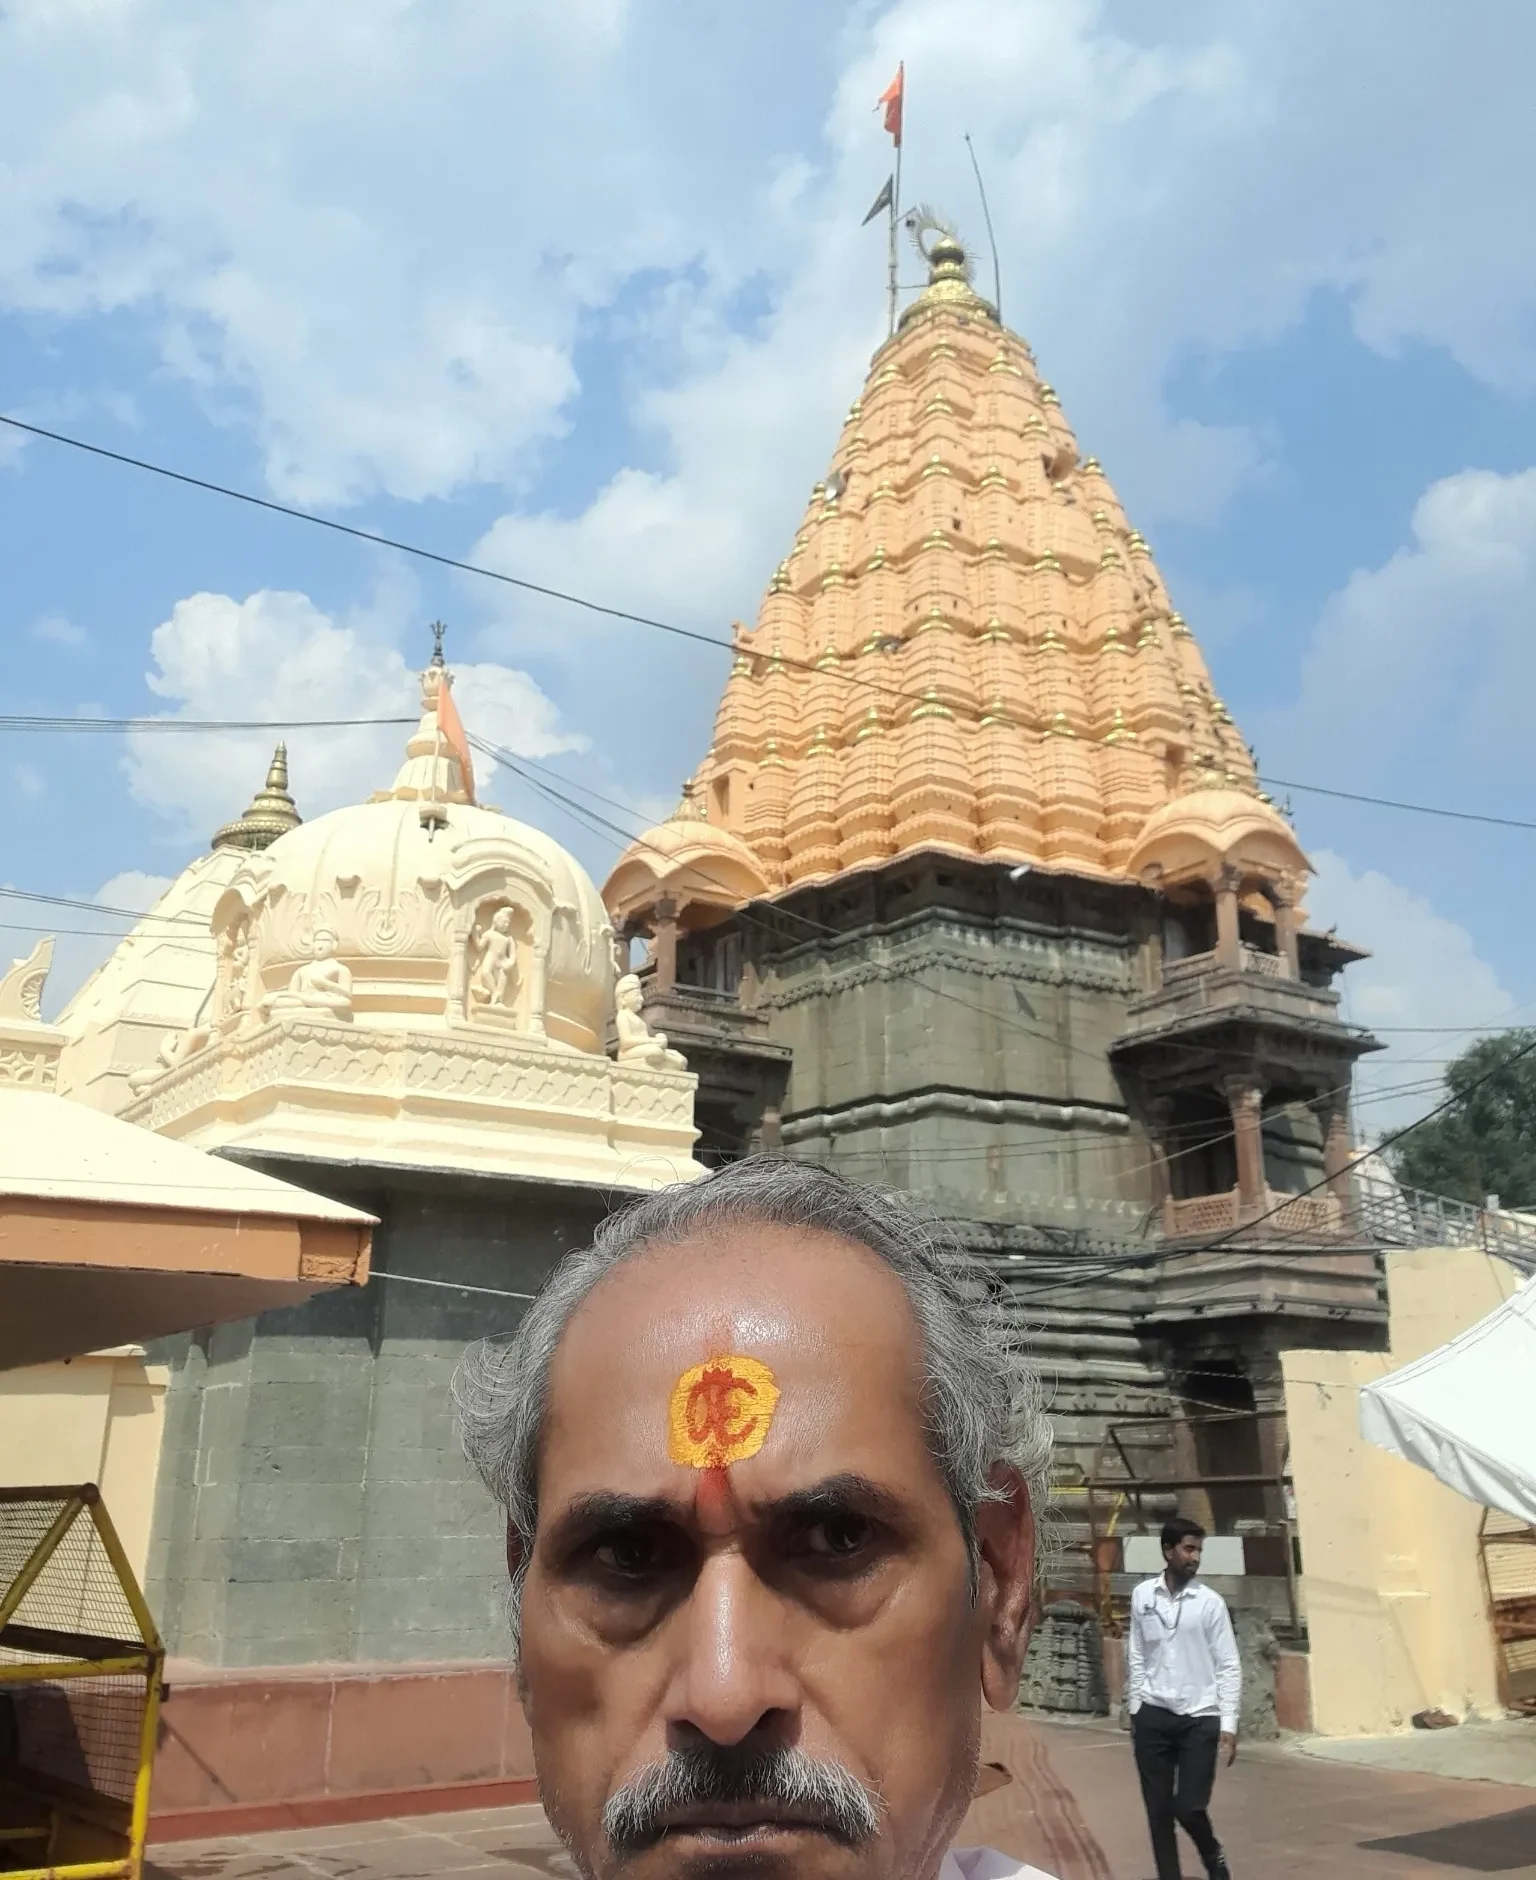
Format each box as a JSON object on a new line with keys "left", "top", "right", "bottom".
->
{"left": 543, "top": 1475, "right": 907, "bottom": 1550}
{"left": 766, "top": 1473, "right": 908, "bottom": 1526}
{"left": 546, "top": 1491, "right": 682, "bottom": 1552}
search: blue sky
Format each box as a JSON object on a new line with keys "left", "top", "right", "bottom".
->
{"left": 6, "top": 0, "right": 1536, "bottom": 1135}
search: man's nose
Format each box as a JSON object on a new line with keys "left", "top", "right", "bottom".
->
{"left": 667, "top": 1550, "right": 797, "bottom": 1748}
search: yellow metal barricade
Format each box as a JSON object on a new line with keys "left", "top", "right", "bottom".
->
{"left": 0, "top": 1487, "right": 163, "bottom": 1880}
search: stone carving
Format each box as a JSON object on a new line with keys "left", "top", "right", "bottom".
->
{"left": 614, "top": 974, "right": 686, "bottom": 1071}
{"left": 0, "top": 937, "right": 52, "bottom": 1021}
{"left": 0, "top": 1045, "right": 57, "bottom": 1089}
{"left": 127, "top": 1024, "right": 212, "bottom": 1095}
{"left": 261, "top": 926, "right": 354, "bottom": 1019}
{"left": 467, "top": 905, "right": 522, "bottom": 1016}
{"left": 214, "top": 918, "right": 253, "bottom": 1024}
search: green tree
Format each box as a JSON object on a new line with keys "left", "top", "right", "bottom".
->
{"left": 1390, "top": 1029, "right": 1536, "bottom": 1206}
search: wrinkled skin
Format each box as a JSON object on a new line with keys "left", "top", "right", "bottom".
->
{"left": 515, "top": 1223, "right": 1037, "bottom": 1880}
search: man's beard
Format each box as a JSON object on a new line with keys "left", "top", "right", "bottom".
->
{"left": 601, "top": 1742, "right": 884, "bottom": 1861}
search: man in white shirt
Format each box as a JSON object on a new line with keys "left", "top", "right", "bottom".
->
{"left": 456, "top": 1159, "right": 1059, "bottom": 1880}
{"left": 1126, "top": 1517, "right": 1241, "bottom": 1880}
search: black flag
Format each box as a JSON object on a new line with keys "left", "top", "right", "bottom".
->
{"left": 862, "top": 175, "right": 894, "bottom": 225}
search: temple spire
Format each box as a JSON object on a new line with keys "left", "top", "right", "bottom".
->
{"left": 211, "top": 743, "right": 302, "bottom": 852}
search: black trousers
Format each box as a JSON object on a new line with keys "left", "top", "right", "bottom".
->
{"left": 1132, "top": 1704, "right": 1224, "bottom": 1880}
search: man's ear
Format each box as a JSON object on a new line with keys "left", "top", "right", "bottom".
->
{"left": 975, "top": 1463, "right": 1037, "bottom": 1712}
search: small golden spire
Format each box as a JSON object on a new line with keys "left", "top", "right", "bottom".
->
{"left": 212, "top": 743, "right": 302, "bottom": 852}
{"left": 910, "top": 687, "right": 953, "bottom": 721}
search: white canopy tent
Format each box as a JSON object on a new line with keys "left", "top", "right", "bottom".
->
{"left": 1359, "top": 1274, "right": 1536, "bottom": 1525}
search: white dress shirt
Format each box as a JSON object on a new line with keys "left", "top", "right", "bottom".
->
{"left": 941, "top": 1847, "right": 1056, "bottom": 1880}
{"left": 1125, "top": 1573, "right": 1242, "bottom": 1734}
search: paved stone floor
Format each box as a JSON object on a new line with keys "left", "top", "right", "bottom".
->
{"left": 147, "top": 1715, "right": 1536, "bottom": 1880}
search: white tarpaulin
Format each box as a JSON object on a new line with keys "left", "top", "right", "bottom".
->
{"left": 1359, "top": 1275, "right": 1536, "bottom": 1525}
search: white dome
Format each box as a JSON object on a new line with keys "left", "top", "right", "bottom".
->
{"left": 230, "top": 793, "right": 614, "bottom": 1053}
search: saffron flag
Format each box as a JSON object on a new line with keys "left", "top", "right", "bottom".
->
{"left": 435, "top": 672, "right": 476, "bottom": 803}
{"left": 878, "top": 63, "right": 904, "bottom": 146}
{"left": 862, "top": 175, "right": 894, "bottom": 225}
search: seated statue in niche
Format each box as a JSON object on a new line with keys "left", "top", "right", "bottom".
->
{"left": 614, "top": 972, "right": 686, "bottom": 1071}
{"left": 467, "top": 906, "right": 521, "bottom": 1018}
{"left": 262, "top": 926, "right": 354, "bottom": 1018}
{"left": 126, "top": 1022, "right": 211, "bottom": 1095}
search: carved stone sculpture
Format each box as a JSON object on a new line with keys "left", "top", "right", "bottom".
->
{"left": 467, "top": 905, "right": 521, "bottom": 1016}
{"left": 0, "top": 937, "right": 53, "bottom": 1021}
{"left": 262, "top": 926, "right": 354, "bottom": 1018}
{"left": 614, "top": 972, "right": 686, "bottom": 1071}
{"left": 127, "top": 1024, "right": 212, "bottom": 1094}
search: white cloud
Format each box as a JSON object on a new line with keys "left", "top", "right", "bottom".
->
{"left": 126, "top": 587, "right": 584, "bottom": 842}
{"left": 30, "top": 613, "right": 89, "bottom": 648}
{"left": 1307, "top": 848, "right": 1517, "bottom": 1139}
{"left": 1279, "top": 467, "right": 1536, "bottom": 771}
{"left": 4, "top": 0, "right": 1535, "bottom": 528}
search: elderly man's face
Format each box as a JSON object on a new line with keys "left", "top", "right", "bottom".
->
{"left": 516, "top": 1224, "right": 1035, "bottom": 1880}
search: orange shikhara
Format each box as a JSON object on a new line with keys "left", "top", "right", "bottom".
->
{"left": 605, "top": 232, "right": 1299, "bottom": 930}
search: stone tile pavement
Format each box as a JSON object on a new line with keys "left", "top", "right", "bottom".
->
{"left": 147, "top": 1714, "right": 1536, "bottom": 1880}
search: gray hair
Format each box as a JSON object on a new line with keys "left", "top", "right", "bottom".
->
{"left": 453, "top": 1157, "right": 1052, "bottom": 1656}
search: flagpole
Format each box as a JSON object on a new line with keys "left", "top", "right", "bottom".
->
{"left": 887, "top": 68, "right": 904, "bottom": 338}
{"left": 887, "top": 135, "right": 902, "bottom": 338}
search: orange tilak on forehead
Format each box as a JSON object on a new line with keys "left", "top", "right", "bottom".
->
{"left": 667, "top": 1353, "right": 780, "bottom": 1470}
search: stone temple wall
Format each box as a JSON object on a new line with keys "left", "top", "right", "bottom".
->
{"left": 146, "top": 1162, "right": 606, "bottom": 1668}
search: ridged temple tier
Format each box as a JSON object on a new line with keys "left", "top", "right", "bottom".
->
{"left": 606, "top": 237, "right": 1293, "bottom": 925}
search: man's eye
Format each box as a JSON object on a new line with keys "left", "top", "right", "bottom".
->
{"left": 804, "top": 1514, "right": 874, "bottom": 1559}
{"left": 592, "top": 1530, "right": 672, "bottom": 1577}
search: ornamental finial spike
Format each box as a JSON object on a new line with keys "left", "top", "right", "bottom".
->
{"left": 429, "top": 620, "right": 448, "bottom": 668}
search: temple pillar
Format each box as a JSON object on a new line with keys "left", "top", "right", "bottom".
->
{"left": 1214, "top": 868, "right": 1242, "bottom": 970}
{"left": 652, "top": 896, "right": 679, "bottom": 993}
{"left": 1313, "top": 1088, "right": 1355, "bottom": 1222}
{"left": 1225, "top": 1074, "right": 1266, "bottom": 1215}
{"left": 1273, "top": 889, "right": 1300, "bottom": 979}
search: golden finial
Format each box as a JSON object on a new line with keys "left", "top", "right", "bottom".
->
{"left": 212, "top": 743, "right": 302, "bottom": 853}
{"left": 770, "top": 561, "right": 791, "bottom": 593}
{"left": 820, "top": 563, "right": 846, "bottom": 590}
{"left": 855, "top": 706, "right": 884, "bottom": 741}
{"left": 980, "top": 696, "right": 1012, "bottom": 726}
{"left": 910, "top": 687, "right": 953, "bottom": 721}
{"left": 867, "top": 544, "right": 887, "bottom": 571}
{"left": 674, "top": 778, "right": 709, "bottom": 821}
{"left": 815, "top": 643, "right": 841, "bottom": 670}
{"left": 731, "top": 652, "right": 753, "bottom": 677}
{"left": 758, "top": 739, "right": 788, "bottom": 769}
{"left": 1103, "top": 709, "right": 1138, "bottom": 744}
{"left": 1047, "top": 711, "right": 1077, "bottom": 737}
{"left": 807, "top": 724, "right": 834, "bottom": 755}
{"left": 980, "top": 616, "right": 1012, "bottom": 642}
{"left": 1082, "top": 457, "right": 1102, "bottom": 473}
{"left": 1169, "top": 612, "right": 1192, "bottom": 639}
{"left": 921, "top": 454, "right": 953, "bottom": 478}
{"left": 1039, "top": 384, "right": 1061, "bottom": 407}
{"left": 1102, "top": 623, "right": 1129, "bottom": 654}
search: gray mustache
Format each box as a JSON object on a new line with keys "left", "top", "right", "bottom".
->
{"left": 602, "top": 1743, "right": 883, "bottom": 1857}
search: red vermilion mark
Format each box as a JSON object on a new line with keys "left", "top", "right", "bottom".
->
{"left": 667, "top": 1354, "right": 780, "bottom": 1470}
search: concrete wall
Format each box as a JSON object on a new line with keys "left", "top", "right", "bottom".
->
{"left": 0, "top": 1347, "right": 169, "bottom": 1586}
{"left": 146, "top": 1161, "right": 609, "bottom": 1667}
{"left": 1282, "top": 1246, "right": 1522, "bottom": 1736}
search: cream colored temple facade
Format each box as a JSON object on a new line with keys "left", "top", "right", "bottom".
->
{"left": 2, "top": 663, "right": 700, "bottom": 1663}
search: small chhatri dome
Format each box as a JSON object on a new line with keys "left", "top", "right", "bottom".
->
{"left": 211, "top": 744, "right": 302, "bottom": 852}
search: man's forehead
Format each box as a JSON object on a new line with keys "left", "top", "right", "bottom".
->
{"left": 539, "top": 1221, "right": 929, "bottom": 1487}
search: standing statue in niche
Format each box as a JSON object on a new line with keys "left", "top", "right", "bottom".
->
{"left": 467, "top": 906, "right": 521, "bottom": 1017}
{"left": 614, "top": 973, "right": 686, "bottom": 1071}
{"left": 214, "top": 923, "right": 252, "bottom": 1023}
{"left": 262, "top": 926, "right": 354, "bottom": 1018}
